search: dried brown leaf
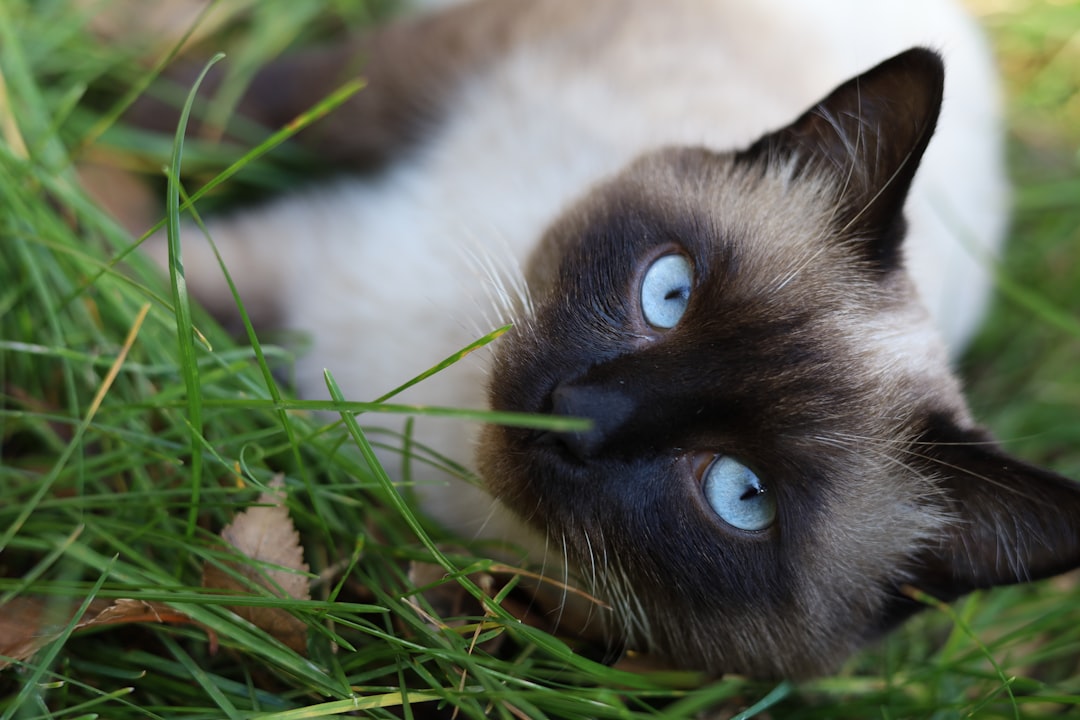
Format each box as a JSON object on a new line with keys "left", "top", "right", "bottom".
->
{"left": 0, "top": 596, "right": 195, "bottom": 670}
{"left": 202, "top": 476, "right": 310, "bottom": 653}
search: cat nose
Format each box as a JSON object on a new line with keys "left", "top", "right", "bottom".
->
{"left": 548, "top": 381, "right": 635, "bottom": 460}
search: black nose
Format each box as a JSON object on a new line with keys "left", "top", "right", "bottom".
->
{"left": 548, "top": 381, "right": 636, "bottom": 460}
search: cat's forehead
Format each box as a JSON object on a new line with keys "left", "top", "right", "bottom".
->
{"left": 537, "top": 146, "right": 888, "bottom": 310}
{"left": 524, "top": 145, "right": 957, "bottom": 382}
{"left": 520, "top": 147, "right": 933, "bottom": 389}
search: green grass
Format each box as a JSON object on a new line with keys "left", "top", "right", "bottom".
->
{"left": 2, "top": 0, "right": 1079, "bottom": 717}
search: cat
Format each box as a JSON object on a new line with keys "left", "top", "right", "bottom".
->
{"left": 135, "top": 0, "right": 1080, "bottom": 679}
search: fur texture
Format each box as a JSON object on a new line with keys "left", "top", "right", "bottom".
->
{"left": 143, "top": 0, "right": 1080, "bottom": 679}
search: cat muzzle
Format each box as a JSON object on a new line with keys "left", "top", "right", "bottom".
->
{"left": 547, "top": 381, "right": 636, "bottom": 460}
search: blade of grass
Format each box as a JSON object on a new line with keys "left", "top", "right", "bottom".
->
{"left": 163, "top": 54, "right": 224, "bottom": 540}
{"left": 180, "top": 187, "right": 328, "bottom": 541}
{"left": 901, "top": 584, "right": 1020, "bottom": 720}
{"left": 253, "top": 692, "right": 443, "bottom": 719}
{"left": 0, "top": 303, "right": 149, "bottom": 552}
{"left": 159, "top": 633, "right": 242, "bottom": 720}
{"left": 183, "top": 398, "right": 591, "bottom": 432}
{"left": 71, "top": 0, "right": 222, "bottom": 159}
{"left": 0, "top": 525, "right": 85, "bottom": 607}
{"left": 372, "top": 326, "right": 512, "bottom": 404}
{"left": 0, "top": 557, "right": 115, "bottom": 720}
{"left": 80, "top": 77, "right": 365, "bottom": 294}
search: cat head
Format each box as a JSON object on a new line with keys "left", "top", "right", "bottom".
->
{"left": 477, "top": 49, "right": 1080, "bottom": 679}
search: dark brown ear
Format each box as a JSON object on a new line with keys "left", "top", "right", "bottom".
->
{"left": 737, "top": 47, "right": 944, "bottom": 271}
{"left": 910, "top": 417, "right": 1080, "bottom": 602}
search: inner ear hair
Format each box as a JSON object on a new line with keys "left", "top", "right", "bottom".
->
{"left": 736, "top": 47, "right": 945, "bottom": 271}
{"left": 909, "top": 414, "right": 1080, "bottom": 602}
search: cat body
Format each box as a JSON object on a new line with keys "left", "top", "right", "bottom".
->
{"left": 153, "top": 0, "right": 1080, "bottom": 678}
{"left": 176, "top": 0, "right": 1003, "bottom": 544}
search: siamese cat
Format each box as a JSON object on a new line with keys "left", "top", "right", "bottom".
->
{"left": 140, "top": 0, "right": 1080, "bottom": 679}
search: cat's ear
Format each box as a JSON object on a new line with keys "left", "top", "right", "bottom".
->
{"left": 908, "top": 417, "right": 1080, "bottom": 602}
{"left": 738, "top": 48, "right": 944, "bottom": 270}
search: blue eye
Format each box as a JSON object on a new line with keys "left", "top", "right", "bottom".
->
{"left": 703, "top": 457, "right": 776, "bottom": 531}
{"left": 640, "top": 254, "right": 692, "bottom": 329}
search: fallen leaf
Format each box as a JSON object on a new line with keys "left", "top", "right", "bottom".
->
{"left": 0, "top": 596, "right": 197, "bottom": 670}
{"left": 202, "top": 476, "right": 311, "bottom": 653}
{"left": 88, "top": 598, "right": 194, "bottom": 627}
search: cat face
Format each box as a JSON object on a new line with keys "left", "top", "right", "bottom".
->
{"left": 477, "top": 49, "right": 1080, "bottom": 678}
